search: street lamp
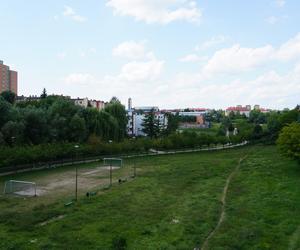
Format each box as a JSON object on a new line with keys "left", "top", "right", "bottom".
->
{"left": 74, "top": 145, "right": 79, "bottom": 201}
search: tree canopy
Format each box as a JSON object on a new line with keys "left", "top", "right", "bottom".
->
{"left": 277, "top": 122, "right": 300, "bottom": 161}
{"left": 0, "top": 95, "right": 127, "bottom": 146}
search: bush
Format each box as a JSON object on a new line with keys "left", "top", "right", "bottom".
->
{"left": 111, "top": 236, "right": 127, "bottom": 250}
{"left": 277, "top": 122, "right": 300, "bottom": 161}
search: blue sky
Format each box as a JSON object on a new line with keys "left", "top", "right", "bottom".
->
{"left": 0, "top": 0, "right": 299, "bottom": 109}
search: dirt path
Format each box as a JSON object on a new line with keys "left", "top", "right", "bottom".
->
{"left": 200, "top": 155, "right": 247, "bottom": 250}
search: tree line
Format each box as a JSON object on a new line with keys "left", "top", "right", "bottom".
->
{"left": 0, "top": 90, "right": 127, "bottom": 146}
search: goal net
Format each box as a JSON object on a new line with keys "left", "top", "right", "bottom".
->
{"left": 103, "top": 158, "right": 123, "bottom": 168}
{"left": 3, "top": 180, "right": 37, "bottom": 196}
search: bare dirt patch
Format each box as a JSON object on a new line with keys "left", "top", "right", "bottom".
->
{"left": 32, "top": 165, "right": 127, "bottom": 197}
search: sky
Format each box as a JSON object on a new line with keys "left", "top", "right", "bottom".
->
{"left": 0, "top": 0, "right": 300, "bottom": 110}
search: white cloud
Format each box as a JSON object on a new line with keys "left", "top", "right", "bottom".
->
{"left": 64, "top": 73, "right": 96, "bottom": 85}
{"left": 61, "top": 34, "right": 300, "bottom": 110}
{"left": 276, "top": 33, "right": 300, "bottom": 61}
{"left": 118, "top": 58, "right": 164, "bottom": 82}
{"left": 106, "top": 0, "right": 202, "bottom": 24}
{"left": 195, "top": 35, "right": 228, "bottom": 51}
{"left": 275, "top": 0, "right": 286, "bottom": 7}
{"left": 162, "top": 66, "right": 300, "bottom": 109}
{"left": 63, "top": 6, "right": 86, "bottom": 22}
{"left": 201, "top": 33, "right": 300, "bottom": 75}
{"left": 179, "top": 54, "right": 202, "bottom": 62}
{"left": 203, "top": 44, "right": 274, "bottom": 74}
{"left": 113, "top": 41, "right": 147, "bottom": 60}
{"left": 266, "top": 16, "right": 278, "bottom": 24}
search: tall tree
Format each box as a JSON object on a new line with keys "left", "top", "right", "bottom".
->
{"left": 142, "top": 109, "right": 159, "bottom": 138}
{"left": 40, "top": 88, "right": 47, "bottom": 99}
{"left": 69, "top": 114, "right": 87, "bottom": 142}
{"left": 164, "top": 113, "right": 179, "bottom": 135}
{"left": 104, "top": 99, "right": 127, "bottom": 141}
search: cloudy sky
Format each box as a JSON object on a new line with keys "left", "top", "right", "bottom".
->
{"left": 1, "top": 0, "right": 300, "bottom": 109}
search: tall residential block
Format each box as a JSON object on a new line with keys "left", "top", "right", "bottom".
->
{"left": 0, "top": 60, "right": 18, "bottom": 95}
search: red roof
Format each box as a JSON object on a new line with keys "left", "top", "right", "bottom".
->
{"left": 226, "top": 107, "right": 250, "bottom": 112}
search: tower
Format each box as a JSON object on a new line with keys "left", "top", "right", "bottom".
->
{"left": 128, "top": 97, "right": 132, "bottom": 110}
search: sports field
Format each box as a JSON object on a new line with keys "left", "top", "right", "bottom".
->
{"left": 0, "top": 145, "right": 299, "bottom": 249}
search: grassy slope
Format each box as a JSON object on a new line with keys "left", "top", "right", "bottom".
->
{"left": 0, "top": 145, "right": 299, "bottom": 249}
{"left": 209, "top": 146, "right": 300, "bottom": 250}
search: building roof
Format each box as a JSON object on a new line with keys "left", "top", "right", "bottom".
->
{"left": 226, "top": 106, "right": 250, "bottom": 112}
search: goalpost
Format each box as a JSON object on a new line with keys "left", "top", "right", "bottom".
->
{"left": 103, "top": 158, "right": 123, "bottom": 168}
{"left": 103, "top": 158, "right": 123, "bottom": 187}
{"left": 3, "top": 180, "right": 37, "bottom": 197}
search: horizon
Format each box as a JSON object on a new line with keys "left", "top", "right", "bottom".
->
{"left": 1, "top": 0, "right": 300, "bottom": 109}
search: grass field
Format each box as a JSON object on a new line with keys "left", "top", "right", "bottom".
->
{"left": 0, "top": 145, "right": 299, "bottom": 249}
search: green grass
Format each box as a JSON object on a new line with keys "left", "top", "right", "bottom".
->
{"left": 0, "top": 145, "right": 299, "bottom": 249}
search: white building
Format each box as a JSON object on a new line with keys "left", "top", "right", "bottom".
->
{"left": 127, "top": 101, "right": 167, "bottom": 137}
{"left": 73, "top": 97, "right": 89, "bottom": 108}
{"left": 225, "top": 105, "right": 251, "bottom": 117}
{"left": 72, "top": 97, "right": 106, "bottom": 110}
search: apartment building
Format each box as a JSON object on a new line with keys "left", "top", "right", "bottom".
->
{"left": 0, "top": 60, "right": 18, "bottom": 95}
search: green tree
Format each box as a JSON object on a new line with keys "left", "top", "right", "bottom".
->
{"left": 249, "top": 110, "right": 266, "bottom": 124}
{"left": 164, "top": 113, "right": 179, "bottom": 135}
{"left": 221, "top": 117, "right": 233, "bottom": 132}
{"left": 0, "top": 96, "right": 12, "bottom": 127}
{"left": 277, "top": 122, "right": 300, "bottom": 161}
{"left": 0, "top": 90, "right": 16, "bottom": 104}
{"left": 1, "top": 121, "right": 25, "bottom": 146}
{"left": 142, "top": 109, "right": 159, "bottom": 138}
{"left": 69, "top": 114, "right": 87, "bottom": 142}
{"left": 40, "top": 88, "right": 47, "bottom": 99}
{"left": 279, "top": 109, "right": 299, "bottom": 127}
{"left": 252, "top": 124, "right": 263, "bottom": 140}
{"left": 23, "top": 108, "right": 48, "bottom": 144}
{"left": 104, "top": 100, "right": 127, "bottom": 141}
{"left": 267, "top": 112, "right": 281, "bottom": 137}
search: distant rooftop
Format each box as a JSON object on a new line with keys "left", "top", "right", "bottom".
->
{"left": 134, "top": 106, "right": 159, "bottom": 112}
{"left": 226, "top": 106, "right": 250, "bottom": 112}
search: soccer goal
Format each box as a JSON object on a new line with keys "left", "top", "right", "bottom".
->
{"left": 103, "top": 158, "right": 123, "bottom": 168}
{"left": 3, "top": 180, "right": 37, "bottom": 197}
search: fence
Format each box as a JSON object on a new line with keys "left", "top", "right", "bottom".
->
{"left": 0, "top": 141, "right": 248, "bottom": 176}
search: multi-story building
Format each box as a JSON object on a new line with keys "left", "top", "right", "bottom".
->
{"left": 127, "top": 99, "right": 168, "bottom": 137}
{"left": 90, "top": 100, "right": 106, "bottom": 111}
{"left": 225, "top": 105, "right": 252, "bottom": 117}
{"left": 226, "top": 105, "right": 270, "bottom": 117}
{"left": 0, "top": 60, "right": 18, "bottom": 95}
{"left": 73, "top": 97, "right": 89, "bottom": 108}
{"left": 71, "top": 97, "right": 106, "bottom": 111}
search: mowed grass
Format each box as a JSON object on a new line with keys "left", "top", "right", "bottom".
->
{"left": 0, "top": 145, "right": 299, "bottom": 249}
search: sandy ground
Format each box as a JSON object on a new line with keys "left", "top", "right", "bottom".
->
{"left": 7, "top": 165, "right": 126, "bottom": 198}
